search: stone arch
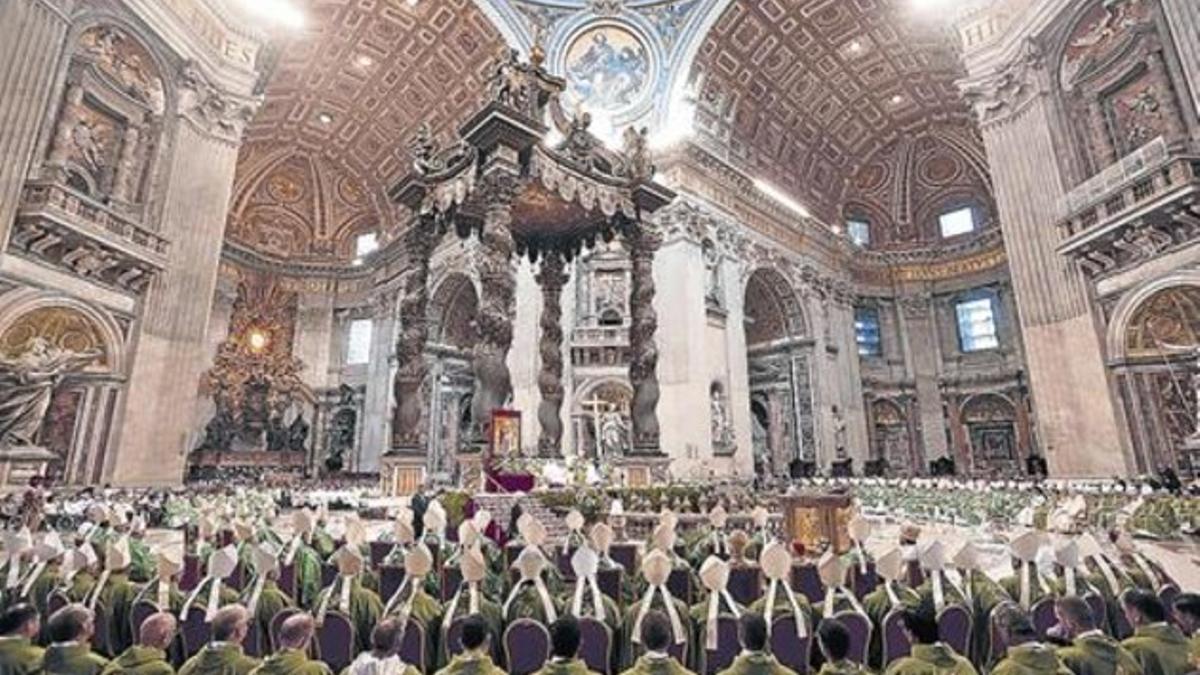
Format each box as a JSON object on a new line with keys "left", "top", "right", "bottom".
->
{"left": 0, "top": 288, "right": 124, "bottom": 372}
{"left": 743, "top": 267, "right": 807, "bottom": 346}
{"left": 427, "top": 273, "right": 480, "bottom": 351}
{"left": 960, "top": 392, "right": 1021, "bottom": 475}
{"left": 1106, "top": 272, "right": 1200, "bottom": 361}
{"left": 868, "top": 397, "right": 915, "bottom": 475}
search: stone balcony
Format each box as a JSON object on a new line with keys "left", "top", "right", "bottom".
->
{"left": 570, "top": 324, "right": 630, "bottom": 368}
{"left": 9, "top": 181, "right": 169, "bottom": 293}
{"left": 1057, "top": 139, "right": 1200, "bottom": 281}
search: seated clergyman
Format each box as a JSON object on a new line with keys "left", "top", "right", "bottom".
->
{"left": 990, "top": 607, "right": 1073, "bottom": 675}
{"left": 102, "top": 611, "right": 178, "bottom": 675}
{"left": 343, "top": 618, "right": 421, "bottom": 675}
{"left": 178, "top": 605, "right": 260, "bottom": 675}
{"left": 434, "top": 614, "right": 505, "bottom": 675}
{"left": 0, "top": 603, "right": 44, "bottom": 674}
{"left": 249, "top": 612, "right": 331, "bottom": 675}
{"left": 41, "top": 603, "right": 109, "bottom": 675}
{"left": 619, "top": 610, "right": 696, "bottom": 675}
{"left": 1052, "top": 595, "right": 1142, "bottom": 675}
{"left": 717, "top": 612, "right": 796, "bottom": 675}
{"left": 815, "top": 618, "right": 868, "bottom": 675}
{"left": 1120, "top": 589, "right": 1191, "bottom": 675}
{"left": 535, "top": 615, "right": 596, "bottom": 675}
{"left": 884, "top": 607, "right": 978, "bottom": 675}
{"left": 1170, "top": 593, "right": 1200, "bottom": 669}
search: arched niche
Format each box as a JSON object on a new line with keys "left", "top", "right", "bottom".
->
{"left": 742, "top": 266, "right": 814, "bottom": 477}
{"left": 428, "top": 273, "right": 481, "bottom": 351}
{"left": 868, "top": 397, "right": 915, "bottom": 477}
{"left": 423, "top": 272, "right": 481, "bottom": 475}
{"left": 1105, "top": 279, "right": 1200, "bottom": 474}
{"left": 0, "top": 289, "right": 127, "bottom": 484}
{"left": 572, "top": 378, "right": 633, "bottom": 461}
{"left": 960, "top": 393, "right": 1021, "bottom": 477}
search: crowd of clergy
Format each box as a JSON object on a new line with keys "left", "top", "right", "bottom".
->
{"left": 0, "top": 491, "right": 1196, "bottom": 675}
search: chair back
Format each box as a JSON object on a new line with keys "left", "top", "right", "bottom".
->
{"left": 440, "top": 567, "right": 462, "bottom": 604}
{"left": 47, "top": 591, "right": 70, "bottom": 618}
{"left": 578, "top": 617, "right": 613, "bottom": 675}
{"left": 315, "top": 610, "right": 356, "bottom": 673}
{"left": 793, "top": 564, "right": 823, "bottom": 605}
{"left": 667, "top": 568, "right": 693, "bottom": 605}
{"left": 1031, "top": 597, "right": 1057, "bottom": 638}
{"left": 444, "top": 615, "right": 469, "bottom": 661}
{"left": 882, "top": 608, "right": 911, "bottom": 667}
{"left": 938, "top": 604, "right": 973, "bottom": 657}
{"left": 987, "top": 601, "right": 1019, "bottom": 666}
{"left": 180, "top": 605, "right": 212, "bottom": 660}
{"left": 180, "top": 554, "right": 202, "bottom": 592}
{"left": 1083, "top": 592, "right": 1107, "bottom": 633}
{"left": 227, "top": 561, "right": 247, "bottom": 592}
{"left": 703, "top": 615, "right": 742, "bottom": 675}
{"left": 369, "top": 541, "right": 392, "bottom": 568}
{"left": 320, "top": 563, "right": 338, "bottom": 590}
{"left": 129, "top": 601, "right": 159, "bottom": 648}
{"left": 504, "top": 618, "right": 551, "bottom": 675}
{"left": 850, "top": 561, "right": 879, "bottom": 600}
{"left": 399, "top": 617, "right": 428, "bottom": 673}
{"left": 269, "top": 607, "right": 304, "bottom": 654}
{"left": 597, "top": 568, "right": 622, "bottom": 606}
{"left": 505, "top": 544, "right": 522, "bottom": 568}
{"left": 610, "top": 543, "right": 637, "bottom": 575}
{"left": 728, "top": 566, "right": 762, "bottom": 606}
{"left": 769, "top": 614, "right": 811, "bottom": 674}
{"left": 832, "top": 611, "right": 872, "bottom": 665}
{"left": 558, "top": 547, "right": 578, "bottom": 582}
{"left": 1160, "top": 584, "right": 1182, "bottom": 625}
{"left": 279, "top": 562, "right": 297, "bottom": 600}
{"left": 242, "top": 615, "right": 264, "bottom": 658}
{"left": 91, "top": 600, "right": 113, "bottom": 657}
{"left": 380, "top": 566, "right": 407, "bottom": 605}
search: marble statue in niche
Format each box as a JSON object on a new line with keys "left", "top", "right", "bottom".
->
{"left": 0, "top": 338, "right": 100, "bottom": 447}
{"left": 710, "top": 382, "right": 733, "bottom": 452}
{"left": 598, "top": 405, "right": 631, "bottom": 458}
{"left": 831, "top": 405, "right": 848, "bottom": 459}
{"left": 702, "top": 239, "right": 723, "bottom": 309}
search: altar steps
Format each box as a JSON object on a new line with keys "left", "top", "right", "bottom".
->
{"left": 472, "top": 493, "right": 568, "bottom": 542}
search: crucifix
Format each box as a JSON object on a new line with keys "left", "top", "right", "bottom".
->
{"left": 581, "top": 397, "right": 610, "bottom": 460}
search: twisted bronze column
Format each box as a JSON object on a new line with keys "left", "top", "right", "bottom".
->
{"left": 536, "top": 251, "right": 568, "bottom": 457}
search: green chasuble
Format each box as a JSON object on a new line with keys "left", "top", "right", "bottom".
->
{"left": 316, "top": 577, "right": 383, "bottom": 654}
{"left": 245, "top": 581, "right": 294, "bottom": 650}
{"left": 688, "top": 595, "right": 743, "bottom": 671}
{"left": 715, "top": 650, "right": 797, "bottom": 675}
{"left": 885, "top": 643, "right": 978, "bottom": 675}
{"left": 619, "top": 652, "right": 697, "bottom": 675}
{"left": 535, "top": 657, "right": 599, "bottom": 675}
{"left": 67, "top": 570, "right": 98, "bottom": 603}
{"left": 178, "top": 643, "right": 260, "bottom": 675}
{"left": 815, "top": 659, "right": 871, "bottom": 675}
{"left": 40, "top": 642, "right": 109, "bottom": 675}
{"left": 1121, "top": 623, "right": 1192, "bottom": 675}
{"left": 23, "top": 563, "right": 61, "bottom": 634}
{"left": 862, "top": 581, "right": 921, "bottom": 669}
{"left": 385, "top": 584, "right": 443, "bottom": 670}
{"left": 101, "top": 645, "right": 175, "bottom": 675}
{"left": 434, "top": 650, "right": 507, "bottom": 675}
{"left": 132, "top": 580, "right": 185, "bottom": 613}
{"left": 248, "top": 648, "right": 332, "bottom": 675}
{"left": 1057, "top": 632, "right": 1143, "bottom": 675}
{"left": 129, "top": 540, "right": 155, "bottom": 584}
{"left": 999, "top": 568, "right": 1053, "bottom": 608}
{"left": 561, "top": 587, "right": 622, "bottom": 634}
{"left": 956, "top": 569, "right": 1012, "bottom": 665}
{"left": 288, "top": 544, "right": 323, "bottom": 611}
{"left": 992, "top": 643, "right": 1073, "bottom": 675}
{"left": 311, "top": 529, "right": 336, "bottom": 561}
{"left": 92, "top": 572, "right": 141, "bottom": 657}
{"left": 1189, "top": 633, "right": 1200, "bottom": 672}
{"left": 0, "top": 635, "right": 44, "bottom": 674}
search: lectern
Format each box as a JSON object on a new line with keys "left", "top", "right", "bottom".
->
{"left": 782, "top": 492, "right": 854, "bottom": 555}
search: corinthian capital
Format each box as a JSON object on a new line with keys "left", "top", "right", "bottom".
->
{"left": 177, "top": 60, "right": 262, "bottom": 143}
{"left": 958, "top": 37, "right": 1046, "bottom": 124}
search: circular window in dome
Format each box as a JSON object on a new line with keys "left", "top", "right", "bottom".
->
{"left": 564, "top": 23, "right": 652, "bottom": 115}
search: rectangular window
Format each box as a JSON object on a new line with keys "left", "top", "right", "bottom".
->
{"left": 355, "top": 232, "right": 379, "bottom": 258}
{"left": 956, "top": 294, "right": 1000, "bottom": 352}
{"left": 847, "top": 219, "right": 871, "bottom": 247}
{"left": 855, "top": 307, "right": 883, "bottom": 357}
{"left": 346, "top": 319, "right": 373, "bottom": 365}
{"left": 939, "top": 207, "right": 976, "bottom": 238}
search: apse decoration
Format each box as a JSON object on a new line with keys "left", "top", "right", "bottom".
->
{"left": 564, "top": 23, "right": 651, "bottom": 113}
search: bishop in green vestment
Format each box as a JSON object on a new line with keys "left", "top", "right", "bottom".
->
{"left": 0, "top": 602, "right": 44, "bottom": 675}
{"left": 433, "top": 615, "right": 505, "bottom": 675}
{"left": 177, "top": 605, "right": 260, "bottom": 675}
{"left": 248, "top": 612, "right": 331, "bottom": 675}
{"left": 623, "top": 550, "right": 692, "bottom": 669}
{"left": 89, "top": 537, "right": 141, "bottom": 657}
{"left": 883, "top": 606, "right": 977, "bottom": 675}
{"left": 102, "top": 609, "right": 178, "bottom": 675}
{"left": 383, "top": 544, "right": 444, "bottom": 670}
{"left": 714, "top": 612, "right": 794, "bottom": 675}
{"left": 1120, "top": 589, "right": 1191, "bottom": 675}
{"left": 315, "top": 547, "right": 383, "bottom": 654}
{"left": 40, "top": 604, "right": 109, "bottom": 675}
{"left": 619, "top": 608, "right": 697, "bottom": 675}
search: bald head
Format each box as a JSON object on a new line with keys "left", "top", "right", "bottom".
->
{"left": 278, "top": 613, "right": 316, "bottom": 651}
{"left": 211, "top": 605, "right": 249, "bottom": 643}
{"left": 139, "top": 612, "right": 177, "bottom": 651}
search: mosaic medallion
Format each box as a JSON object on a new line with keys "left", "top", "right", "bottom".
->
{"left": 564, "top": 23, "right": 651, "bottom": 113}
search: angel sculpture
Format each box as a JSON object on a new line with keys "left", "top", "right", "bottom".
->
{"left": 0, "top": 338, "right": 100, "bottom": 447}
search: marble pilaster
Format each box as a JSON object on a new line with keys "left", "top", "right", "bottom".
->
{"left": 0, "top": 0, "right": 71, "bottom": 249}
{"left": 1161, "top": 0, "right": 1200, "bottom": 122}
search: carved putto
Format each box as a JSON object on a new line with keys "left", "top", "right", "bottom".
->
{"left": 617, "top": 126, "right": 655, "bottom": 182}
{"left": 78, "top": 26, "right": 165, "bottom": 113}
